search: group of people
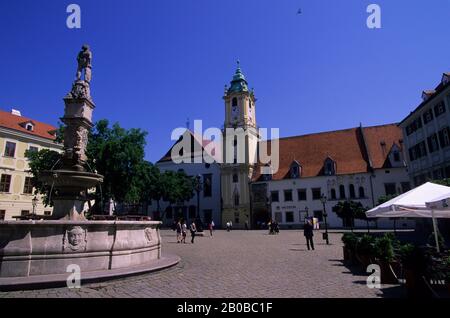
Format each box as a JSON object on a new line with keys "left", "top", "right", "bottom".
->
{"left": 268, "top": 220, "right": 280, "bottom": 235}
{"left": 173, "top": 219, "right": 216, "bottom": 243}
{"left": 172, "top": 217, "right": 316, "bottom": 250}
{"left": 174, "top": 219, "right": 197, "bottom": 244}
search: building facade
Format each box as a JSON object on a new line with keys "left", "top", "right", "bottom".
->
{"left": 251, "top": 124, "right": 415, "bottom": 229}
{"left": 149, "top": 130, "right": 222, "bottom": 227}
{"left": 0, "top": 109, "right": 62, "bottom": 220}
{"left": 399, "top": 73, "right": 450, "bottom": 186}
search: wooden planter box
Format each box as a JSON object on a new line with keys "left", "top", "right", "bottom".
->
{"left": 378, "top": 260, "right": 398, "bottom": 284}
{"left": 343, "top": 247, "right": 356, "bottom": 265}
{"left": 356, "top": 252, "right": 373, "bottom": 269}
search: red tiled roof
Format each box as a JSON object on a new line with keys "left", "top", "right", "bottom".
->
{"left": 252, "top": 123, "right": 402, "bottom": 181}
{"left": 362, "top": 124, "right": 403, "bottom": 169}
{"left": 0, "top": 109, "right": 57, "bottom": 140}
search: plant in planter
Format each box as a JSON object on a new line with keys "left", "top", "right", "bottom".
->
{"left": 374, "top": 233, "right": 398, "bottom": 284}
{"left": 400, "top": 246, "right": 429, "bottom": 297}
{"left": 356, "top": 234, "right": 375, "bottom": 268}
{"left": 342, "top": 233, "right": 358, "bottom": 264}
{"left": 427, "top": 231, "right": 446, "bottom": 252}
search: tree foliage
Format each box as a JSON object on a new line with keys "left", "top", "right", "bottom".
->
{"left": 332, "top": 200, "right": 368, "bottom": 231}
{"left": 25, "top": 148, "right": 62, "bottom": 206}
{"left": 25, "top": 119, "right": 196, "bottom": 216}
{"left": 86, "top": 119, "right": 149, "bottom": 206}
{"left": 377, "top": 194, "right": 399, "bottom": 205}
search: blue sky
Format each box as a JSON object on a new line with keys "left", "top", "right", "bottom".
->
{"left": 0, "top": 0, "right": 449, "bottom": 162}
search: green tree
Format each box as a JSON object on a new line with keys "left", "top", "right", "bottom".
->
{"left": 332, "top": 200, "right": 368, "bottom": 232}
{"left": 158, "top": 170, "right": 196, "bottom": 221}
{"left": 85, "top": 119, "right": 150, "bottom": 212}
{"left": 25, "top": 148, "right": 62, "bottom": 206}
{"left": 430, "top": 179, "right": 450, "bottom": 187}
{"left": 377, "top": 194, "right": 399, "bottom": 205}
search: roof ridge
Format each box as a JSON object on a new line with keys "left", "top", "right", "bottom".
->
{"left": 260, "top": 123, "right": 399, "bottom": 142}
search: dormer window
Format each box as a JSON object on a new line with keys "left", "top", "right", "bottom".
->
{"left": 323, "top": 157, "right": 336, "bottom": 176}
{"left": 20, "top": 121, "right": 35, "bottom": 132}
{"left": 393, "top": 151, "right": 400, "bottom": 162}
{"left": 442, "top": 73, "right": 450, "bottom": 85}
{"left": 290, "top": 161, "right": 301, "bottom": 179}
{"left": 422, "top": 90, "right": 435, "bottom": 101}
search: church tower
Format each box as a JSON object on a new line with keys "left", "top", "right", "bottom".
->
{"left": 221, "top": 62, "right": 259, "bottom": 228}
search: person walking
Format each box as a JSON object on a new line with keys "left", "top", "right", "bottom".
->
{"left": 226, "top": 221, "right": 230, "bottom": 232}
{"left": 209, "top": 221, "right": 214, "bottom": 237}
{"left": 176, "top": 220, "right": 182, "bottom": 243}
{"left": 304, "top": 218, "right": 315, "bottom": 250}
{"left": 190, "top": 221, "right": 197, "bottom": 244}
{"left": 181, "top": 220, "right": 187, "bottom": 243}
{"left": 245, "top": 220, "right": 249, "bottom": 230}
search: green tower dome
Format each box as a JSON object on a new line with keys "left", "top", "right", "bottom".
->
{"left": 228, "top": 60, "right": 249, "bottom": 93}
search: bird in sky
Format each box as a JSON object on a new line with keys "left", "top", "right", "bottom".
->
{"left": 297, "top": 8, "right": 302, "bottom": 14}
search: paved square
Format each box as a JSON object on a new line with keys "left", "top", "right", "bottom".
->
{"left": 0, "top": 230, "right": 402, "bottom": 298}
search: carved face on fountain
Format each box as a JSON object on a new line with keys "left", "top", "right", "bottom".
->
{"left": 65, "top": 226, "right": 87, "bottom": 251}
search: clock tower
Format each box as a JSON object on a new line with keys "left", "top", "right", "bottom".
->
{"left": 221, "top": 61, "right": 259, "bottom": 229}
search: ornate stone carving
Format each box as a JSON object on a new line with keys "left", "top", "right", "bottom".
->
{"left": 63, "top": 226, "right": 87, "bottom": 252}
{"left": 66, "top": 80, "right": 91, "bottom": 100}
{"left": 144, "top": 228, "right": 153, "bottom": 243}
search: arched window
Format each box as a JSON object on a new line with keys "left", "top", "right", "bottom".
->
{"left": 232, "top": 97, "right": 238, "bottom": 107}
{"left": 359, "top": 186, "right": 365, "bottom": 198}
{"left": 234, "top": 192, "right": 240, "bottom": 207}
{"left": 349, "top": 184, "right": 356, "bottom": 199}
{"left": 232, "top": 173, "right": 238, "bottom": 183}
{"left": 339, "top": 185, "right": 346, "bottom": 199}
{"left": 330, "top": 188, "right": 337, "bottom": 200}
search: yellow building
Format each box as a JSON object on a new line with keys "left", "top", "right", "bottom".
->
{"left": 0, "top": 109, "right": 63, "bottom": 220}
{"left": 221, "top": 63, "right": 260, "bottom": 228}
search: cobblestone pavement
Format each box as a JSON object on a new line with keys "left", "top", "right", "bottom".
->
{"left": 0, "top": 230, "right": 404, "bottom": 298}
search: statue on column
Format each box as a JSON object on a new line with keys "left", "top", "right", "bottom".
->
{"left": 67, "top": 44, "right": 92, "bottom": 100}
{"left": 76, "top": 44, "right": 92, "bottom": 83}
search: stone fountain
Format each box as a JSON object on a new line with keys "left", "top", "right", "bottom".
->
{"left": 0, "top": 45, "right": 179, "bottom": 290}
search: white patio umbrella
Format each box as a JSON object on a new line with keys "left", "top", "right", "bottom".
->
{"left": 366, "top": 182, "right": 450, "bottom": 252}
{"left": 425, "top": 193, "right": 450, "bottom": 253}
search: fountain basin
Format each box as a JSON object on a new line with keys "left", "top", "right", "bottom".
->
{"left": 40, "top": 169, "right": 103, "bottom": 189}
{"left": 0, "top": 220, "right": 178, "bottom": 289}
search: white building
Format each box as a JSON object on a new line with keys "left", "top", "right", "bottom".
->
{"left": 399, "top": 72, "right": 450, "bottom": 186}
{"left": 149, "top": 130, "right": 222, "bottom": 227}
{"left": 250, "top": 124, "right": 415, "bottom": 229}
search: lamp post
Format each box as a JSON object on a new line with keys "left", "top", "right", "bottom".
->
{"left": 32, "top": 196, "right": 38, "bottom": 216}
{"left": 194, "top": 175, "right": 203, "bottom": 232}
{"left": 320, "top": 194, "right": 330, "bottom": 245}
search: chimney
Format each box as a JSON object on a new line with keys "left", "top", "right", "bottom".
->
{"left": 11, "top": 109, "right": 21, "bottom": 116}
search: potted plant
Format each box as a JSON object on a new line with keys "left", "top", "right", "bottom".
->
{"left": 374, "top": 233, "right": 397, "bottom": 284}
{"left": 342, "top": 233, "right": 358, "bottom": 265}
{"left": 400, "top": 245, "right": 429, "bottom": 297}
{"left": 355, "top": 234, "right": 375, "bottom": 268}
